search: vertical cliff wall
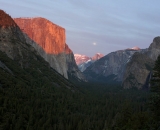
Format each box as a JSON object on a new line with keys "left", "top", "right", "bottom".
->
{"left": 14, "top": 17, "right": 66, "bottom": 54}
{"left": 122, "top": 37, "right": 160, "bottom": 89}
{"left": 122, "top": 52, "right": 154, "bottom": 89}
{"left": 14, "top": 18, "right": 83, "bottom": 79}
{"left": 65, "top": 44, "right": 84, "bottom": 79}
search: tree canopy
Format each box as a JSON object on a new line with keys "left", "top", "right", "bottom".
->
{"left": 150, "top": 55, "right": 160, "bottom": 128}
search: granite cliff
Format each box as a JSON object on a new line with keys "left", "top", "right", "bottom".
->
{"left": 123, "top": 37, "right": 160, "bottom": 89}
{"left": 14, "top": 17, "right": 83, "bottom": 80}
{"left": 147, "top": 36, "right": 160, "bottom": 60}
{"left": 122, "top": 52, "right": 154, "bottom": 89}
{"left": 65, "top": 44, "right": 84, "bottom": 80}
{"left": 0, "top": 9, "right": 78, "bottom": 94}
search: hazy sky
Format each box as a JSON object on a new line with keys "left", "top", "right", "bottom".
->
{"left": 0, "top": 0, "right": 160, "bottom": 56}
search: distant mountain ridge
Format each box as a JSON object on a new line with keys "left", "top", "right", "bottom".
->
{"left": 74, "top": 53, "right": 104, "bottom": 72}
{"left": 83, "top": 48, "right": 145, "bottom": 83}
{"left": 84, "top": 41, "right": 160, "bottom": 89}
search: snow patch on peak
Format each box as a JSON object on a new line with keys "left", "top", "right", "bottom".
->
{"left": 96, "top": 53, "right": 103, "bottom": 56}
{"left": 74, "top": 53, "right": 103, "bottom": 72}
{"left": 92, "top": 53, "right": 104, "bottom": 61}
{"left": 74, "top": 54, "right": 82, "bottom": 57}
{"left": 131, "top": 46, "right": 140, "bottom": 50}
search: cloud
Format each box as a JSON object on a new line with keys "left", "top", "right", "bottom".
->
{"left": 1, "top": 0, "right": 160, "bottom": 56}
{"left": 92, "top": 42, "right": 97, "bottom": 46}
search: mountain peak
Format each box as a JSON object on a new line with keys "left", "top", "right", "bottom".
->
{"left": 74, "top": 54, "right": 91, "bottom": 65}
{"left": 74, "top": 53, "right": 104, "bottom": 72}
{"left": 131, "top": 46, "right": 140, "bottom": 50}
{"left": 0, "top": 10, "right": 17, "bottom": 27}
{"left": 74, "top": 53, "right": 104, "bottom": 65}
{"left": 92, "top": 53, "right": 104, "bottom": 61}
{"left": 149, "top": 36, "right": 160, "bottom": 50}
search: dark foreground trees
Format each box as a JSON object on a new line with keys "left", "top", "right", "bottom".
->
{"left": 0, "top": 51, "right": 159, "bottom": 130}
{"left": 150, "top": 55, "right": 160, "bottom": 128}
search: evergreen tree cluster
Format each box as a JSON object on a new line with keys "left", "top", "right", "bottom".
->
{"left": 0, "top": 49, "right": 159, "bottom": 129}
{"left": 150, "top": 55, "right": 160, "bottom": 128}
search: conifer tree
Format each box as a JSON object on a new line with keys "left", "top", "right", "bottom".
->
{"left": 150, "top": 55, "right": 160, "bottom": 127}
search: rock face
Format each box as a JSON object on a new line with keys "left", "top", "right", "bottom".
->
{"left": 147, "top": 37, "right": 160, "bottom": 60}
{"left": 74, "top": 53, "right": 104, "bottom": 72}
{"left": 14, "top": 17, "right": 83, "bottom": 80}
{"left": 123, "top": 37, "right": 160, "bottom": 89}
{"left": 83, "top": 49, "right": 143, "bottom": 82}
{"left": 0, "top": 10, "right": 79, "bottom": 91}
{"left": 122, "top": 52, "right": 154, "bottom": 89}
{"left": 78, "top": 59, "right": 93, "bottom": 72}
{"left": 0, "top": 10, "right": 35, "bottom": 66}
{"left": 14, "top": 17, "right": 66, "bottom": 55}
{"left": 65, "top": 45, "right": 84, "bottom": 79}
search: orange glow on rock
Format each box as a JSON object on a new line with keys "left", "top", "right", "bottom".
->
{"left": 14, "top": 17, "right": 71, "bottom": 55}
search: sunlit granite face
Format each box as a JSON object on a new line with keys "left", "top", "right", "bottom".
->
{"left": 14, "top": 17, "right": 84, "bottom": 80}
{"left": 14, "top": 17, "right": 66, "bottom": 55}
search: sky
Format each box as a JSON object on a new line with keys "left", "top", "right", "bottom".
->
{"left": 0, "top": 0, "right": 160, "bottom": 56}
